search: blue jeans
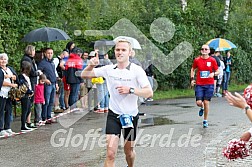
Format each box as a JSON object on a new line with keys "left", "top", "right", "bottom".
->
{"left": 58, "top": 80, "right": 65, "bottom": 109}
{"left": 42, "top": 83, "right": 56, "bottom": 120}
{"left": 147, "top": 76, "right": 154, "bottom": 89}
{"left": 222, "top": 71, "right": 231, "bottom": 90}
{"left": 96, "top": 81, "right": 109, "bottom": 109}
{"left": 69, "top": 83, "right": 80, "bottom": 108}
{"left": 0, "top": 97, "right": 12, "bottom": 130}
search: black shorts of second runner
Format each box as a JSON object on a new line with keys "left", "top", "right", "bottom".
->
{"left": 106, "top": 110, "right": 139, "bottom": 141}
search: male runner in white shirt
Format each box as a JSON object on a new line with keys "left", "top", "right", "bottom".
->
{"left": 81, "top": 38, "right": 153, "bottom": 167}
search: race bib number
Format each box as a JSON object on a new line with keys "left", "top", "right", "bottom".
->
{"left": 119, "top": 114, "right": 134, "bottom": 128}
{"left": 200, "top": 71, "right": 210, "bottom": 78}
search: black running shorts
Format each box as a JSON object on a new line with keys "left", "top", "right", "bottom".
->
{"left": 105, "top": 110, "right": 139, "bottom": 141}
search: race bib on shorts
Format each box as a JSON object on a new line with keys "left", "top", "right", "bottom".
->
{"left": 200, "top": 71, "right": 210, "bottom": 78}
{"left": 119, "top": 114, "right": 134, "bottom": 128}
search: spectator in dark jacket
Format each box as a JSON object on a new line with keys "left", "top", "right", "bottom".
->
{"left": 65, "top": 48, "right": 83, "bottom": 108}
{"left": 21, "top": 45, "right": 42, "bottom": 128}
{"left": 21, "top": 45, "right": 42, "bottom": 88}
{"left": 37, "top": 48, "right": 58, "bottom": 124}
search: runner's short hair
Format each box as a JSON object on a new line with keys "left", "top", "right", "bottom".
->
{"left": 114, "top": 38, "right": 132, "bottom": 51}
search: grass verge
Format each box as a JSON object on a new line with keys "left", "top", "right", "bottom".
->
{"left": 153, "top": 84, "right": 249, "bottom": 100}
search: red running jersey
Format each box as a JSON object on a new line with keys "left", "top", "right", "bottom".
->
{"left": 192, "top": 56, "right": 218, "bottom": 85}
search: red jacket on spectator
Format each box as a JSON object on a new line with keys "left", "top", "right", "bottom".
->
{"left": 34, "top": 83, "right": 45, "bottom": 104}
{"left": 65, "top": 53, "right": 83, "bottom": 84}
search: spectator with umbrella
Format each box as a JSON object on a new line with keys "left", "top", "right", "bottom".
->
{"left": 37, "top": 48, "right": 58, "bottom": 124}
{"left": 206, "top": 38, "right": 236, "bottom": 97}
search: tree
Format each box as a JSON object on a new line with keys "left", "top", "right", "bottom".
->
{"left": 0, "top": 0, "right": 251, "bottom": 89}
{"left": 223, "top": 0, "right": 231, "bottom": 23}
{"left": 181, "top": 0, "right": 187, "bottom": 12}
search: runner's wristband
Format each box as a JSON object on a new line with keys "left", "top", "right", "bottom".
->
{"left": 244, "top": 105, "right": 251, "bottom": 114}
{"left": 190, "top": 77, "right": 194, "bottom": 81}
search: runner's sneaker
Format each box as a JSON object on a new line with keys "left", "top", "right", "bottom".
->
{"left": 199, "top": 107, "right": 204, "bottom": 117}
{"left": 203, "top": 120, "right": 208, "bottom": 128}
{"left": 0, "top": 130, "right": 9, "bottom": 137}
{"left": 5, "top": 129, "right": 16, "bottom": 135}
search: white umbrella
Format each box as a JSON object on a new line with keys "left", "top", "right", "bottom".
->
{"left": 113, "top": 36, "right": 141, "bottom": 49}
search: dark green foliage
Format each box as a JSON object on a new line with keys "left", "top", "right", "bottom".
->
{"left": 0, "top": 0, "right": 251, "bottom": 89}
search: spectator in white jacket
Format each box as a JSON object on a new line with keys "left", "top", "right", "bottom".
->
{"left": 215, "top": 55, "right": 225, "bottom": 97}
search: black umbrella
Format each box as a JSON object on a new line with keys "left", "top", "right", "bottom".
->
{"left": 21, "top": 27, "right": 70, "bottom": 42}
{"left": 94, "top": 39, "right": 115, "bottom": 48}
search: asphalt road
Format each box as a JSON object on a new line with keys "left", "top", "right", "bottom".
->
{"left": 1, "top": 96, "right": 252, "bottom": 167}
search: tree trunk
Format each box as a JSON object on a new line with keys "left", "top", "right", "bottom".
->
{"left": 181, "top": 0, "right": 187, "bottom": 12}
{"left": 223, "top": 0, "right": 231, "bottom": 23}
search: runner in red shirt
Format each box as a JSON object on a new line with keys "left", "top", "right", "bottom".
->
{"left": 190, "top": 45, "right": 219, "bottom": 128}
